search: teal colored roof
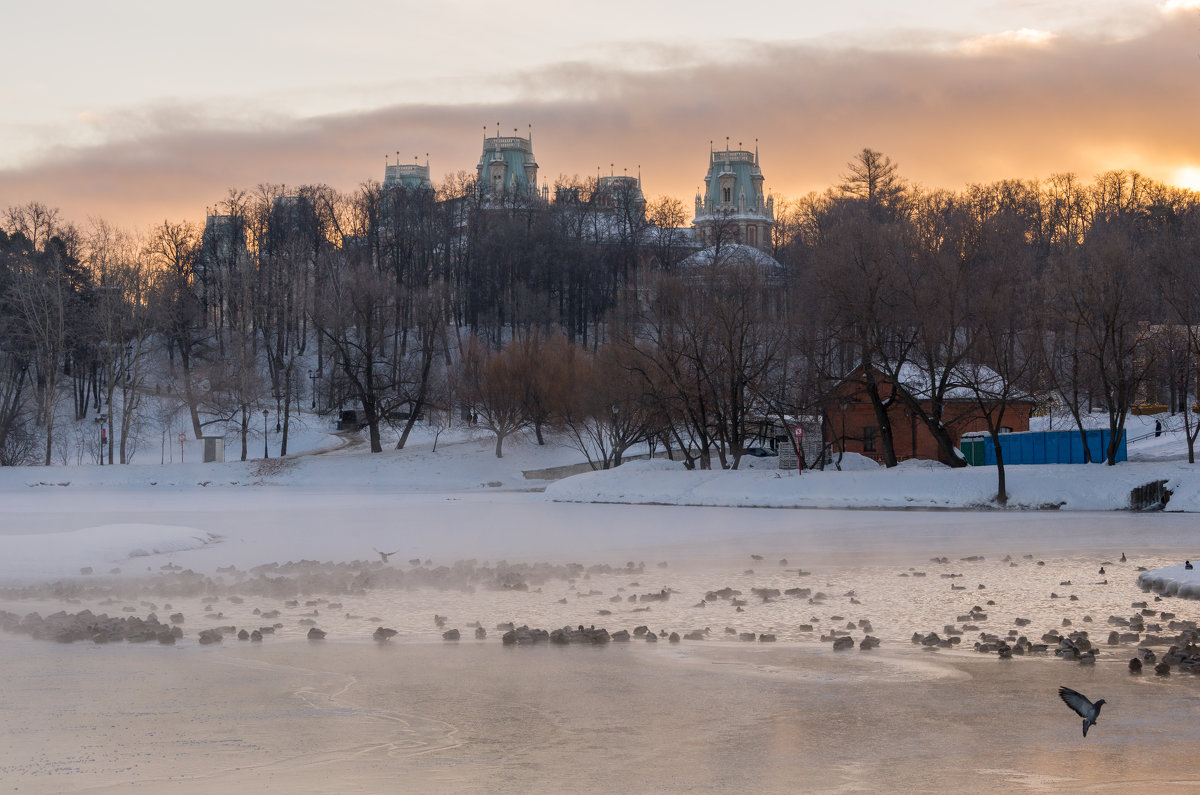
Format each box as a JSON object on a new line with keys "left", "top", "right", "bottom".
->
{"left": 698, "top": 147, "right": 769, "bottom": 217}
{"left": 477, "top": 135, "right": 539, "bottom": 197}
{"left": 384, "top": 163, "right": 432, "bottom": 190}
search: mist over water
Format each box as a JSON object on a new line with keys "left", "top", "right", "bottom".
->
{"left": 1, "top": 501, "right": 1198, "bottom": 792}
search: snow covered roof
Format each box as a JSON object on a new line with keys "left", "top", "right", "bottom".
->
{"left": 677, "top": 243, "right": 782, "bottom": 271}
{"left": 831, "top": 362, "right": 1034, "bottom": 403}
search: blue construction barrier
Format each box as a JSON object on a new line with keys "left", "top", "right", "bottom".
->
{"left": 960, "top": 429, "right": 1126, "bottom": 466}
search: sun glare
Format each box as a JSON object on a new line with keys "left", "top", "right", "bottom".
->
{"left": 1161, "top": 0, "right": 1200, "bottom": 13}
{"left": 1172, "top": 166, "right": 1200, "bottom": 192}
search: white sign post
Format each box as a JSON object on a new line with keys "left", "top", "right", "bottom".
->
{"left": 793, "top": 426, "right": 804, "bottom": 475}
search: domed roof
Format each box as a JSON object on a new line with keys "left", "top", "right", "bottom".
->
{"left": 677, "top": 243, "right": 782, "bottom": 271}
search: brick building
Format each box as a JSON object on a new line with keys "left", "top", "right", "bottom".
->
{"left": 822, "top": 365, "right": 1034, "bottom": 464}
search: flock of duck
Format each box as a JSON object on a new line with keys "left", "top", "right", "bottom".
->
{"left": 0, "top": 551, "right": 1194, "bottom": 687}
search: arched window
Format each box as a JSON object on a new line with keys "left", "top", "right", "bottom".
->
{"left": 723, "top": 187, "right": 731, "bottom": 203}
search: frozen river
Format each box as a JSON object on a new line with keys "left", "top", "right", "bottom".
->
{"left": 0, "top": 491, "right": 1198, "bottom": 792}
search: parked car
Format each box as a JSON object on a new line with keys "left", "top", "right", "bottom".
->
{"left": 742, "top": 446, "right": 778, "bottom": 458}
{"left": 337, "top": 410, "right": 367, "bottom": 431}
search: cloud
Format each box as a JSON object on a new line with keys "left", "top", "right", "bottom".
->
{"left": 1160, "top": 0, "right": 1200, "bottom": 12}
{"left": 1, "top": 16, "right": 1197, "bottom": 231}
{"left": 959, "top": 28, "right": 1058, "bottom": 54}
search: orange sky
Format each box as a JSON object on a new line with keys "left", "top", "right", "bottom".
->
{"left": 1, "top": 5, "right": 1197, "bottom": 231}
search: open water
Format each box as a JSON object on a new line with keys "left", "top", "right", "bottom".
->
{"left": 0, "top": 505, "right": 1198, "bottom": 792}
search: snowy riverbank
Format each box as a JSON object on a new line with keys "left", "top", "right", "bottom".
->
{"left": 545, "top": 456, "right": 1200, "bottom": 511}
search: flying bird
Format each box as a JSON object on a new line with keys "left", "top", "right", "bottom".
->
{"left": 373, "top": 548, "right": 399, "bottom": 563}
{"left": 1059, "top": 686, "right": 1105, "bottom": 737}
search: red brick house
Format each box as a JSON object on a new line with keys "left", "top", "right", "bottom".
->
{"left": 822, "top": 365, "right": 1034, "bottom": 464}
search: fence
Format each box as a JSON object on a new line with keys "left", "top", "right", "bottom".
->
{"left": 960, "top": 429, "right": 1127, "bottom": 466}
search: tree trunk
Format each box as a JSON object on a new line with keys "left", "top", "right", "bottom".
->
{"left": 991, "top": 428, "right": 1008, "bottom": 506}
{"left": 889, "top": 386, "right": 967, "bottom": 467}
{"left": 862, "top": 369, "right": 898, "bottom": 467}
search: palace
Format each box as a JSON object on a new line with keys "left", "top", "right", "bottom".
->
{"left": 693, "top": 141, "right": 774, "bottom": 252}
{"left": 386, "top": 127, "right": 777, "bottom": 256}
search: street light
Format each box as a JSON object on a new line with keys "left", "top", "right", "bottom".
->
{"left": 263, "top": 409, "right": 270, "bottom": 459}
{"left": 308, "top": 369, "right": 321, "bottom": 410}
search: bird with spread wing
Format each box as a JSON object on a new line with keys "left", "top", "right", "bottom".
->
{"left": 1059, "top": 686, "right": 1105, "bottom": 737}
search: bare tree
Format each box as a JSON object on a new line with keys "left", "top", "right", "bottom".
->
{"left": 1051, "top": 214, "right": 1157, "bottom": 464}
{"left": 314, "top": 257, "right": 404, "bottom": 453}
{"left": 839, "top": 148, "right": 907, "bottom": 220}
{"left": 148, "top": 220, "right": 206, "bottom": 439}
{"left": 460, "top": 335, "right": 529, "bottom": 458}
{"left": 959, "top": 254, "right": 1040, "bottom": 505}
{"left": 558, "top": 341, "right": 653, "bottom": 469}
{"left": 86, "top": 221, "right": 155, "bottom": 463}
{"left": 9, "top": 236, "right": 74, "bottom": 465}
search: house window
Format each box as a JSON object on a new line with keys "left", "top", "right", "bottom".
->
{"left": 723, "top": 187, "right": 731, "bottom": 202}
{"left": 862, "top": 427, "right": 877, "bottom": 452}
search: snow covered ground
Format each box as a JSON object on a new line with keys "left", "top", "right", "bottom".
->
{"left": 547, "top": 412, "right": 1200, "bottom": 511}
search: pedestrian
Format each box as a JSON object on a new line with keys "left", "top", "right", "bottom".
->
{"left": 1155, "top": 419, "right": 1161, "bottom": 438}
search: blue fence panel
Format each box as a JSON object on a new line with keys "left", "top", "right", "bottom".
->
{"left": 1031, "top": 434, "right": 1046, "bottom": 464}
{"left": 963, "top": 428, "right": 1126, "bottom": 465}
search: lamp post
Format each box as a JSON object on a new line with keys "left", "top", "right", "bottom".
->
{"left": 308, "top": 369, "right": 321, "bottom": 410}
{"left": 263, "top": 409, "right": 270, "bottom": 459}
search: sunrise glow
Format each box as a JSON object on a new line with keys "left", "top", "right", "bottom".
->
{"left": 1172, "top": 166, "right": 1200, "bottom": 192}
{"left": 0, "top": 1, "right": 1196, "bottom": 230}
